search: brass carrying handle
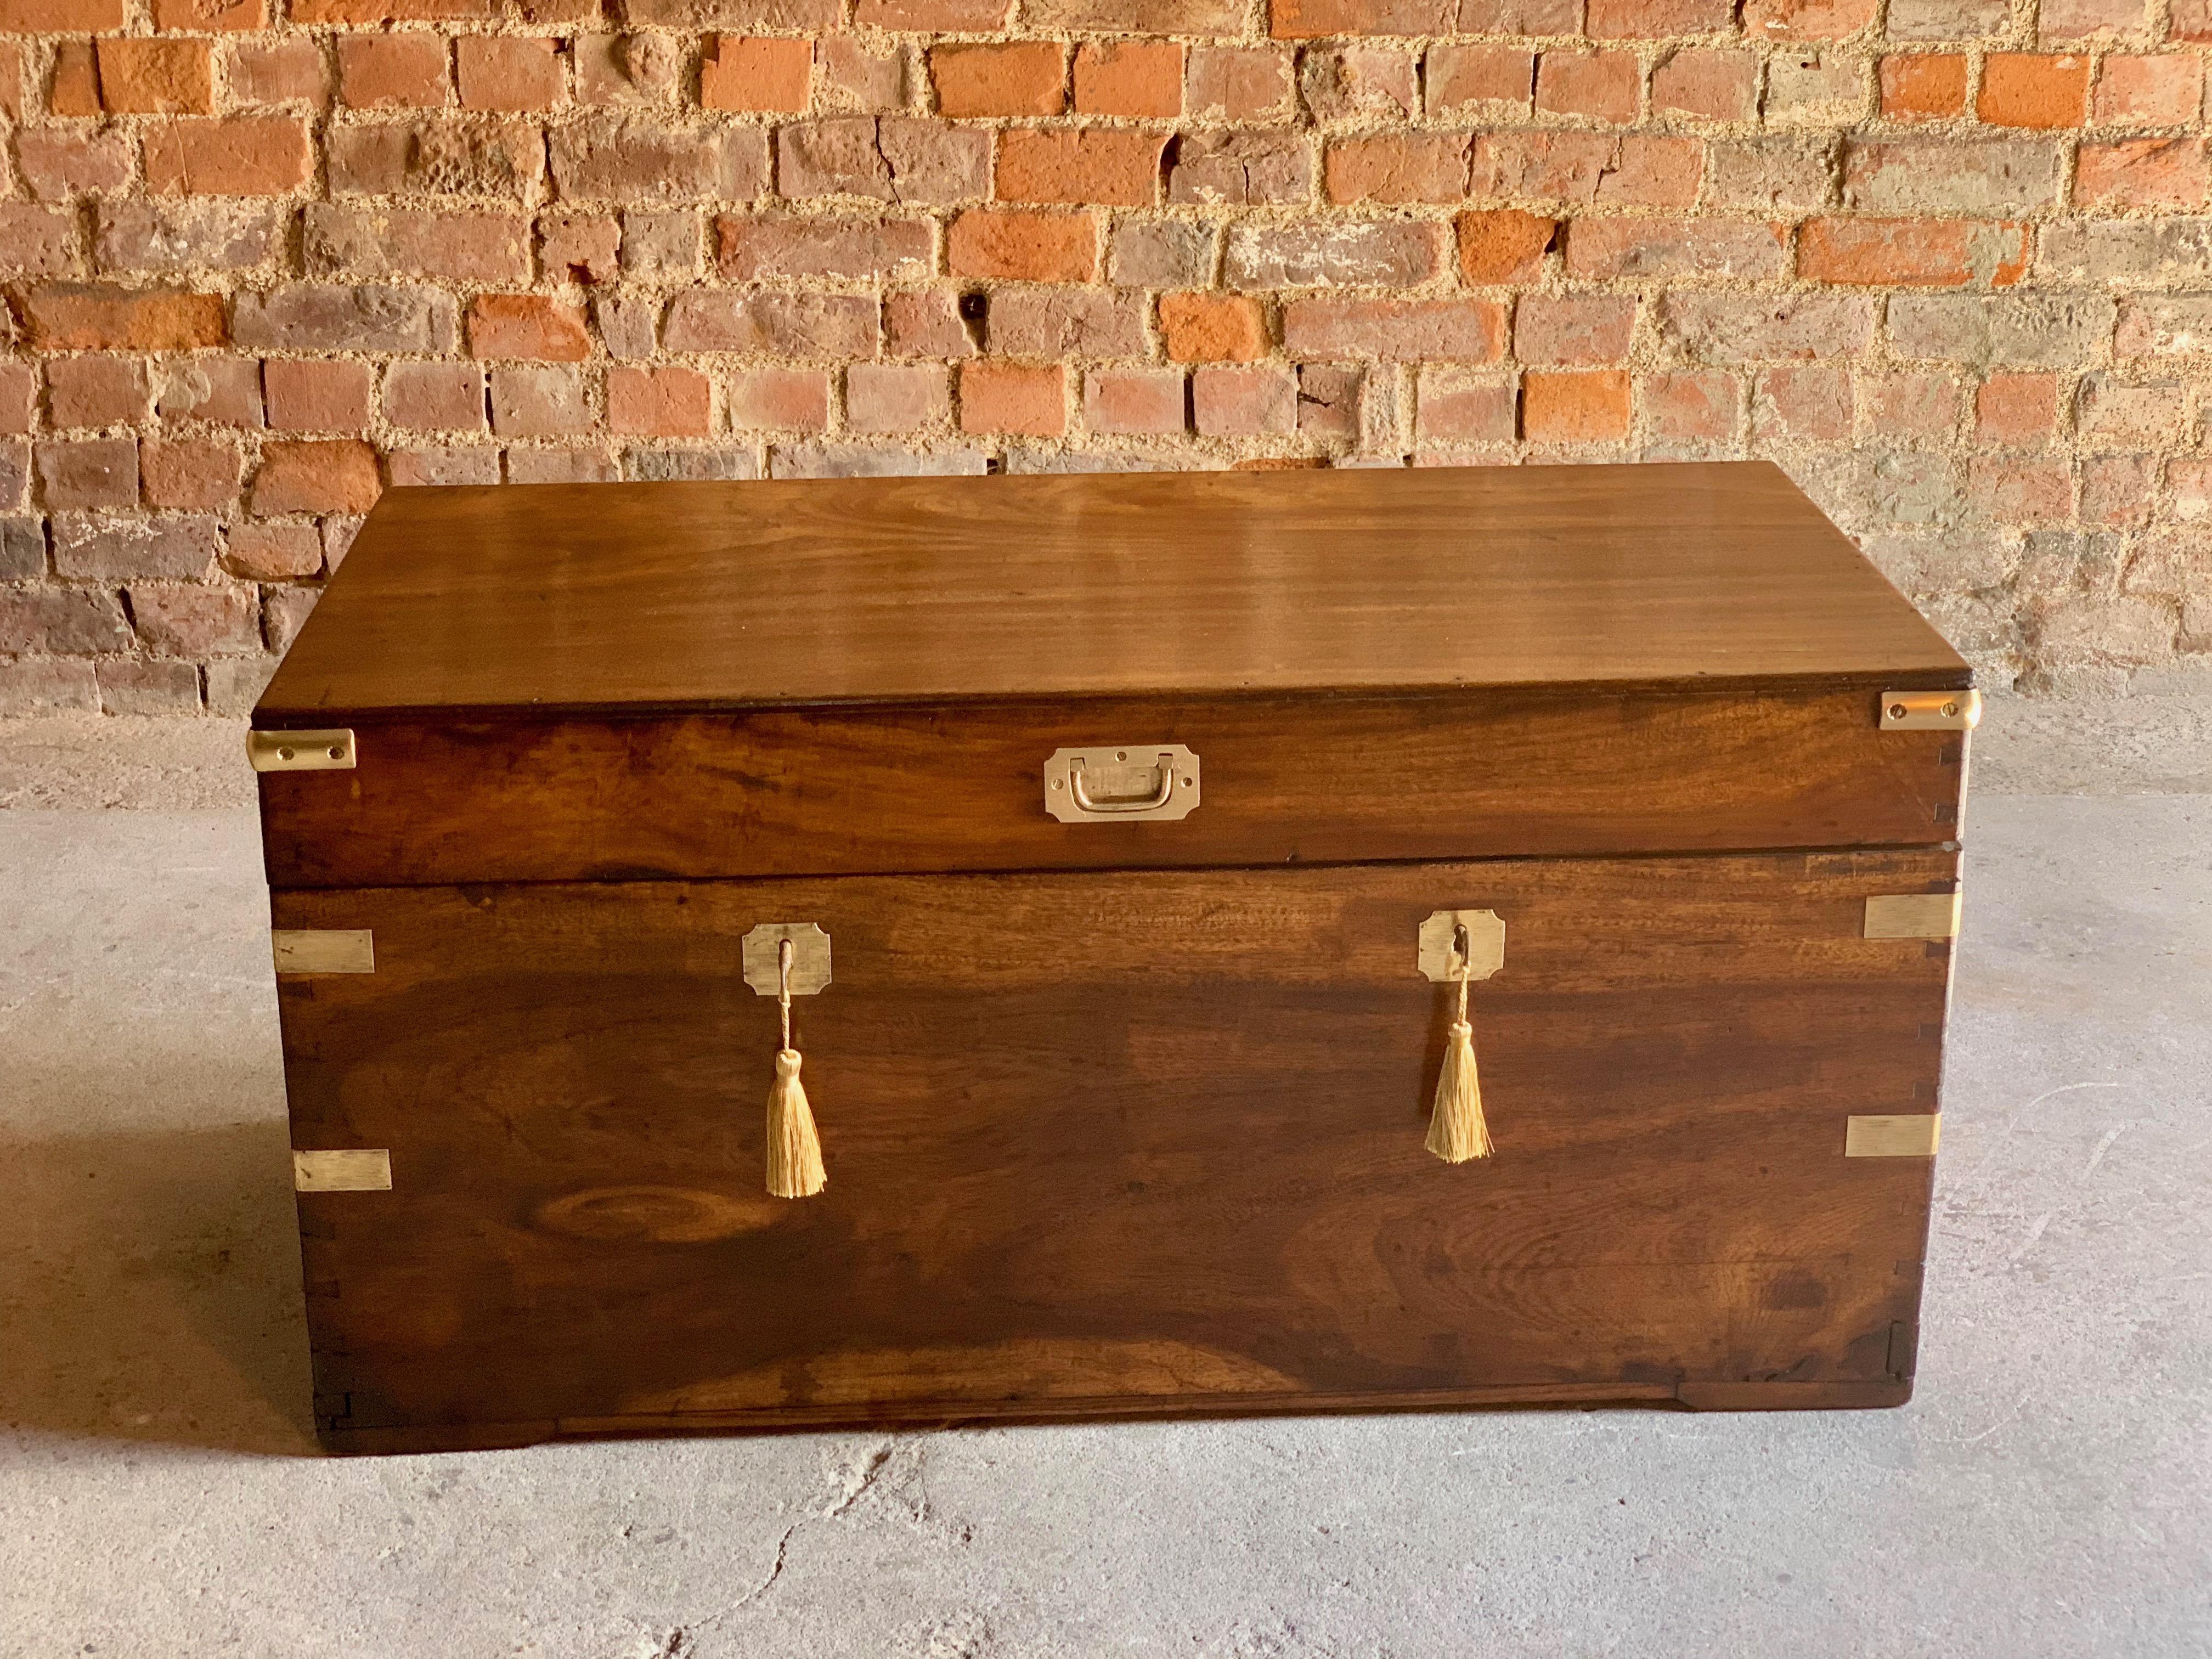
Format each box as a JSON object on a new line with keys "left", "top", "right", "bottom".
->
{"left": 1069, "top": 753, "right": 1176, "bottom": 815}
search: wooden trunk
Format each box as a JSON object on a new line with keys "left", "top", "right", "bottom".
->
{"left": 254, "top": 462, "right": 1972, "bottom": 1453}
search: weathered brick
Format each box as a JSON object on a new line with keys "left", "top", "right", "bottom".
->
{"left": 1565, "top": 217, "right": 1789, "bottom": 279}
{"left": 1468, "top": 132, "right": 1701, "bottom": 208}
{"left": 767, "top": 442, "right": 983, "bottom": 478}
{"left": 0, "top": 589, "right": 133, "bottom": 656}
{"left": 1536, "top": 50, "right": 1639, "bottom": 124}
{"left": 1414, "top": 367, "right": 1513, "bottom": 445}
{"left": 514, "top": 447, "right": 622, "bottom": 483}
{"left": 1863, "top": 371, "right": 1961, "bottom": 438}
{"left": 1455, "top": 209, "right": 1555, "bottom": 283}
{"left": 1169, "top": 132, "right": 1313, "bottom": 206}
{"left": 144, "top": 116, "right": 312, "bottom": 195}
{"left": 1878, "top": 53, "right": 1967, "bottom": 120}
{"left": 97, "top": 37, "right": 214, "bottom": 112}
{"left": 1974, "top": 371, "right": 2059, "bottom": 445}
{"left": 1515, "top": 294, "right": 1637, "bottom": 365}
{"left": 884, "top": 289, "right": 978, "bottom": 357}
{"left": 1751, "top": 364, "right": 1853, "bottom": 440}
{"left": 1187, "top": 46, "right": 1293, "bottom": 121}
{"left": 232, "top": 285, "right": 457, "bottom": 353}
{"left": 36, "top": 438, "right": 139, "bottom": 509}
{"left": 458, "top": 36, "right": 565, "bottom": 112}
{"left": 0, "top": 443, "right": 26, "bottom": 511}
{"left": 574, "top": 32, "right": 682, "bottom": 106}
{"left": 2075, "top": 372, "right": 2187, "bottom": 446}
{"left": 987, "top": 289, "right": 1146, "bottom": 358}
{"left": 1742, "top": 0, "right": 1876, "bottom": 38}
{"left": 20, "top": 284, "right": 227, "bottom": 352}
{"left": 961, "top": 362, "right": 1065, "bottom": 436}
{"left": 1082, "top": 367, "right": 1184, "bottom": 435}
{"left": 878, "top": 117, "right": 991, "bottom": 203}
{"left": 52, "top": 514, "right": 219, "bottom": 578}
{"left": 551, "top": 120, "right": 751, "bottom": 204}
{"left": 380, "top": 362, "right": 484, "bottom": 432}
{"left": 1798, "top": 218, "right": 2028, "bottom": 287}
{"left": 1192, "top": 364, "right": 1295, "bottom": 436}
{"left": 1075, "top": 40, "right": 1182, "bottom": 117}
{"left": 947, "top": 208, "right": 1098, "bottom": 281}
{"left": 1323, "top": 133, "right": 1470, "bottom": 205}
{"left": 1282, "top": 298, "right": 1505, "bottom": 361}
{"left": 1586, "top": 0, "right": 1731, "bottom": 33}
{"left": 466, "top": 294, "right": 592, "bottom": 360}
{"left": 1159, "top": 292, "right": 1267, "bottom": 363}
{"left": 1843, "top": 138, "right": 2064, "bottom": 215}
{"left": 1030, "top": 0, "right": 1237, "bottom": 27}
{"left": 1764, "top": 52, "right": 1867, "bottom": 127}
{"left": 1425, "top": 43, "right": 1532, "bottom": 118}
{"left": 1300, "top": 44, "right": 1415, "bottom": 122}
{"left": 1969, "top": 454, "right": 2073, "bottom": 520}
{"left": 1226, "top": 219, "right": 1438, "bottom": 289}
{"left": 997, "top": 128, "right": 1166, "bottom": 207}
{"left": 50, "top": 39, "right": 101, "bottom": 115}
{"left": 1887, "top": 292, "right": 2118, "bottom": 366}
{"left": 845, "top": 363, "right": 948, "bottom": 432}
{"left": 727, "top": 368, "right": 832, "bottom": 431}
{"left": 1651, "top": 48, "right": 1758, "bottom": 121}
{"left": 1660, "top": 292, "right": 1875, "bottom": 360}
{"left": 0, "top": 366, "right": 33, "bottom": 436}
{"left": 1885, "top": 0, "right": 2009, "bottom": 40}
{"left": 537, "top": 212, "right": 620, "bottom": 284}
{"left": 140, "top": 438, "right": 242, "bottom": 509}
{"left": 2038, "top": 219, "right": 2212, "bottom": 284}
{"left": 1522, "top": 370, "right": 1632, "bottom": 443}
{"left": 2074, "top": 139, "right": 2212, "bottom": 210}
{"left": 662, "top": 290, "right": 880, "bottom": 356}
{"left": 94, "top": 201, "right": 281, "bottom": 273}
{"left": 2039, "top": 0, "right": 2150, "bottom": 41}
{"left": 930, "top": 42, "right": 1063, "bottom": 117}
{"left": 336, "top": 34, "right": 448, "bottom": 109}
{"left": 0, "top": 0, "right": 124, "bottom": 31}
{"left": 0, "top": 517, "right": 44, "bottom": 580}
{"left": 1643, "top": 369, "right": 1740, "bottom": 441}
{"left": 128, "top": 579, "right": 259, "bottom": 655}
{"left": 251, "top": 438, "right": 381, "bottom": 514}
{"left": 818, "top": 37, "right": 906, "bottom": 113}
{"left": 46, "top": 357, "right": 151, "bottom": 429}
{"left": 387, "top": 445, "right": 500, "bottom": 487}
{"left": 1979, "top": 53, "right": 2092, "bottom": 128}
{"left": 1706, "top": 137, "right": 1836, "bottom": 212}
{"left": 226, "top": 38, "right": 328, "bottom": 108}
{"left": 0, "top": 659, "right": 100, "bottom": 712}
{"left": 264, "top": 359, "right": 373, "bottom": 431}
{"left": 490, "top": 365, "right": 593, "bottom": 436}
{"left": 157, "top": 356, "right": 263, "bottom": 425}
{"left": 2115, "top": 295, "right": 2212, "bottom": 358}
{"left": 597, "top": 298, "right": 657, "bottom": 363}
{"left": 95, "top": 659, "right": 203, "bottom": 715}
{"left": 2093, "top": 56, "right": 2203, "bottom": 126}
{"left": 1268, "top": 0, "right": 1451, "bottom": 35}
{"left": 1109, "top": 217, "right": 1214, "bottom": 286}
{"left": 304, "top": 205, "right": 533, "bottom": 284}
{"left": 716, "top": 216, "right": 932, "bottom": 281}
{"left": 701, "top": 35, "right": 811, "bottom": 114}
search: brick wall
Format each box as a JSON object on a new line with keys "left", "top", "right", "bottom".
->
{"left": 2, "top": 0, "right": 2209, "bottom": 713}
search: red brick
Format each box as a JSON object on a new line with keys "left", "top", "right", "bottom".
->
{"left": 2074, "top": 138, "right": 2212, "bottom": 208}
{"left": 0, "top": 589, "right": 132, "bottom": 655}
{"left": 717, "top": 216, "right": 932, "bottom": 281}
{"left": 1863, "top": 372, "right": 1958, "bottom": 439}
{"left": 157, "top": 355, "right": 263, "bottom": 424}
{"left": 50, "top": 43, "right": 103, "bottom": 116}
{"left": 1880, "top": 53, "right": 1967, "bottom": 120}
{"left": 1323, "top": 133, "right": 1470, "bottom": 205}
{"left": 153, "top": 0, "right": 267, "bottom": 29}
{"left": 1424, "top": 44, "right": 1531, "bottom": 117}
{"left": 0, "top": 364, "right": 38, "bottom": 434}
{"left": 1413, "top": 368, "right": 1513, "bottom": 445}
{"left": 947, "top": 209, "right": 1097, "bottom": 281}
{"left": 304, "top": 205, "right": 532, "bottom": 284}
{"left": 1192, "top": 363, "right": 1294, "bottom": 436}
{"left": 0, "top": 42, "right": 21, "bottom": 120}
{"left": 996, "top": 128, "right": 1164, "bottom": 207}
{"left": 1976, "top": 372, "right": 2059, "bottom": 444}
{"left": 1075, "top": 40, "right": 1182, "bottom": 117}
{"left": 1300, "top": 43, "right": 1415, "bottom": 121}
{"left": 382, "top": 362, "right": 486, "bottom": 431}
{"left": 1522, "top": 370, "right": 1632, "bottom": 443}
{"left": 857, "top": 0, "right": 1009, "bottom": 25}
{"left": 845, "top": 364, "right": 948, "bottom": 433}
{"left": 252, "top": 438, "right": 381, "bottom": 515}
{"left": 1643, "top": 370, "right": 1740, "bottom": 441}
{"left": 1742, "top": 0, "right": 1876, "bottom": 38}
{"left": 1978, "top": 53, "right": 2090, "bottom": 127}
{"left": 466, "top": 294, "right": 592, "bottom": 360}
{"left": 1651, "top": 48, "right": 1757, "bottom": 120}
{"left": 1566, "top": 218, "right": 1791, "bottom": 279}
{"left": 1515, "top": 294, "right": 1637, "bottom": 365}
{"left": 1536, "top": 50, "right": 1639, "bottom": 124}
{"left": 458, "top": 36, "right": 565, "bottom": 112}
{"left": 143, "top": 116, "right": 312, "bottom": 194}
{"left": 1797, "top": 217, "right": 2028, "bottom": 287}
{"left": 37, "top": 437, "right": 138, "bottom": 507}
{"left": 602, "top": 366, "right": 708, "bottom": 436}
{"left": 1587, "top": 0, "right": 1731, "bottom": 34}
{"left": 728, "top": 368, "right": 831, "bottom": 432}
{"left": 96, "top": 38, "right": 213, "bottom": 112}
{"left": 16, "top": 129, "right": 133, "bottom": 200}
{"left": 0, "top": 0, "right": 125, "bottom": 29}
{"left": 2092, "top": 56, "right": 2202, "bottom": 125}
{"left": 141, "top": 438, "right": 242, "bottom": 508}
{"left": 960, "top": 362, "right": 1065, "bottom": 437}
{"left": 264, "top": 359, "right": 374, "bottom": 432}
{"left": 1969, "top": 455, "right": 2072, "bottom": 521}
{"left": 1187, "top": 45, "right": 1291, "bottom": 120}
{"left": 127, "top": 580, "right": 258, "bottom": 656}
{"left": 701, "top": 35, "right": 810, "bottom": 114}
{"left": 1281, "top": 298, "right": 1505, "bottom": 361}
{"left": 490, "top": 365, "right": 590, "bottom": 437}
{"left": 336, "top": 35, "right": 449, "bottom": 110}
{"left": 222, "top": 522, "right": 321, "bottom": 580}
{"left": 1082, "top": 368, "right": 1184, "bottom": 435}
{"left": 1268, "top": 0, "right": 1452, "bottom": 36}
{"left": 884, "top": 290, "right": 977, "bottom": 358}
{"left": 1455, "top": 208, "right": 1554, "bottom": 283}
{"left": 19, "top": 284, "right": 227, "bottom": 351}
{"left": 540, "top": 212, "right": 620, "bottom": 284}
{"left": 1751, "top": 364, "right": 1852, "bottom": 439}
{"left": 2040, "top": 0, "right": 2150, "bottom": 40}
{"left": 2081, "top": 454, "right": 2157, "bottom": 526}
{"left": 932, "top": 43, "right": 1063, "bottom": 117}
{"left": 1159, "top": 292, "right": 1267, "bottom": 363}
{"left": 227, "top": 38, "right": 329, "bottom": 107}
{"left": 46, "top": 356, "right": 148, "bottom": 427}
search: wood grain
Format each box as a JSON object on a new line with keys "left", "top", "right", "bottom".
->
{"left": 277, "top": 850, "right": 1953, "bottom": 1448}
{"left": 256, "top": 686, "right": 1968, "bottom": 889}
{"left": 255, "top": 463, "right": 1967, "bottom": 721}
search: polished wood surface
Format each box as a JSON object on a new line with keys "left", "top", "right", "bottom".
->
{"left": 259, "top": 687, "right": 1968, "bottom": 889}
{"left": 256, "top": 463, "right": 1966, "bottom": 721}
{"left": 278, "top": 849, "right": 1952, "bottom": 1449}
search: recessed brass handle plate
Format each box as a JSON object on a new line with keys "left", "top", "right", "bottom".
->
{"left": 294, "top": 1149, "right": 392, "bottom": 1191}
{"left": 249, "top": 728, "right": 357, "bottom": 771}
{"left": 1864, "top": 893, "right": 1961, "bottom": 940}
{"left": 1044, "top": 744, "right": 1200, "bottom": 823}
{"left": 1846, "top": 1115, "right": 1940, "bottom": 1158}
{"left": 1879, "top": 690, "right": 1980, "bottom": 731}
{"left": 273, "top": 929, "right": 375, "bottom": 974}
{"left": 1418, "top": 910, "right": 1505, "bottom": 983}
{"left": 743, "top": 923, "right": 831, "bottom": 996}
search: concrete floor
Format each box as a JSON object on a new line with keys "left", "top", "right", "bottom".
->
{"left": 1, "top": 703, "right": 2207, "bottom": 1658}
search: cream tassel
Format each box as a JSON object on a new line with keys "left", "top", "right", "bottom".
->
{"left": 1425, "top": 960, "right": 1494, "bottom": 1164}
{"left": 765, "top": 939, "right": 826, "bottom": 1199}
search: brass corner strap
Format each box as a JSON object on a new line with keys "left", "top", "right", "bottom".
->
{"left": 1879, "top": 690, "right": 1981, "bottom": 732}
{"left": 1846, "top": 1115, "right": 1941, "bottom": 1158}
{"left": 743, "top": 923, "right": 830, "bottom": 1200}
{"left": 249, "top": 729, "right": 357, "bottom": 772}
{"left": 294, "top": 1149, "right": 392, "bottom": 1192}
{"left": 1420, "top": 910, "right": 1504, "bottom": 1166}
{"left": 272, "top": 929, "right": 375, "bottom": 974}
{"left": 1864, "top": 893, "right": 1961, "bottom": 940}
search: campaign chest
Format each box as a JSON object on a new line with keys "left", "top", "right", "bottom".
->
{"left": 253, "top": 461, "right": 1975, "bottom": 1454}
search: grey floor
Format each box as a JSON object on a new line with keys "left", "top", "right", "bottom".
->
{"left": 1, "top": 706, "right": 2207, "bottom": 1658}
